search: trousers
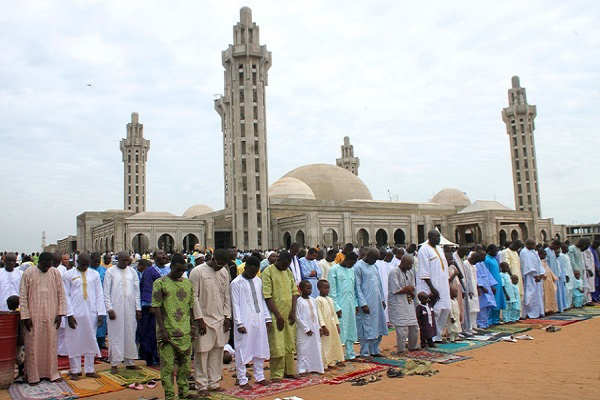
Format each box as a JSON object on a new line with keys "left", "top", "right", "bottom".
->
{"left": 395, "top": 325, "right": 418, "bottom": 352}
{"left": 194, "top": 347, "right": 223, "bottom": 391}
{"left": 359, "top": 336, "right": 382, "bottom": 357}
{"left": 159, "top": 343, "right": 191, "bottom": 400}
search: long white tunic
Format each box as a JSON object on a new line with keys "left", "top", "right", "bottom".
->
{"left": 0, "top": 268, "right": 22, "bottom": 311}
{"left": 520, "top": 249, "right": 545, "bottom": 318}
{"left": 63, "top": 268, "right": 106, "bottom": 357}
{"left": 103, "top": 266, "right": 140, "bottom": 362}
{"left": 376, "top": 259, "right": 392, "bottom": 322}
{"left": 582, "top": 249, "right": 596, "bottom": 295}
{"left": 295, "top": 296, "right": 324, "bottom": 374}
{"left": 230, "top": 275, "right": 271, "bottom": 364}
{"left": 463, "top": 261, "right": 480, "bottom": 313}
{"left": 417, "top": 243, "right": 450, "bottom": 312}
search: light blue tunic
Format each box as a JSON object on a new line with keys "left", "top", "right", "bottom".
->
{"left": 476, "top": 261, "right": 497, "bottom": 308}
{"left": 328, "top": 264, "right": 358, "bottom": 343}
{"left": 545, "top": 248, "right": 566, "bottom": 312}
{"left": 354, "top": 260, "right": 388, "bottom": 340}
{"left": 299, "top": 257, "right": 322, "bottom": 298}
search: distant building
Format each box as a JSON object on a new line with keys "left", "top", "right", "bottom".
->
{"left": 565, "top": 223, "right": 600, "bottom": 243}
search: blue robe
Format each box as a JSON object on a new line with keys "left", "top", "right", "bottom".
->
{"left": 545, "top": 248, "right": 566, "bottom": 312}
{"left": 329, "top": 264, "right": 358, "bottom": 359}
{"left": 354, "top": 260, "right": 388, "bottom": 340}
{"left": 484, "top": 255, "right": 505, "bottom": 325}
{"left": 475, "top": 261, "right": 497, "bottom": 328}
{"left": 590, "top": 248, "right": 600, "bottom": 302}
{"left": 138, "top": 264, "right": 170, "bottom": 365}
{"left": 520, "top": 249, "right": 545, "bottom": 319}
{"left": 299, "top": 257, "right": 321, "bottom": 298}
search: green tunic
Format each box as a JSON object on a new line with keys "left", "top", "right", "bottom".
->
{"left": 151, "top": 276, "right": 194, "bottom": 354}
{"left": 261, "top": 264, "right": 298, "bottom": 358}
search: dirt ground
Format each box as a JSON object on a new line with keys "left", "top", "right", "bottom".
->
{"left": 2, "top": 317, "right": 599, "bottom": 400}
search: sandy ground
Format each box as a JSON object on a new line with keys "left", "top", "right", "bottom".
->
{"left": 2, "top": 317, "right": 599, "bottom": 400}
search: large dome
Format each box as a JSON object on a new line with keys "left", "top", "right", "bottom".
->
{"left": 282, "top": 164, "right": 372, "bottom": 201}
{"left": 269, "top": 177, "right": 316, "bottom": 200}
{"left": 182, "top": 204, "right": 214, "bottom": 218}
{"left": 431, "top": 188, "right": 471, "bottom": 207}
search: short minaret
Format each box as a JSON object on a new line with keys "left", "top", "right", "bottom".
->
{"left": 41, "top": 231, "right": 46, "bottom": 251}
{"left": 214, "top": 7, "right": 271, "bottom": 249}
{"left": 120, "top": 112, "right": 150, "bottom": 213}
{"left": 501, "top": 76, "right": 541, "bottom": 218}
{"left": 336, "top": 136, "right": 360, "bottom": 176}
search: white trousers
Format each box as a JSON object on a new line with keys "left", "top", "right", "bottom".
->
{"left": 194, "top": 347, "right": 224, "bottom": 391}
{"left": 433, "top": 308, "right": 450, "bottom": 341}
{"left": 110, "top": 357, "right": 135, "bottom": 367}
{"left": 69, "top": 355, "right": 95, "bottom": 374}
{"left": 236, "top": 356, "right": 266, "bottom": 386}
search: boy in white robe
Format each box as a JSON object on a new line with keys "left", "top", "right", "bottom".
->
{"left": 230, "top": 256, "right": 272, "bottom": 390}
{"left": 315, "top": 280, "right": 344, "bottom": 369}
{"left": 446, "top": 287, "right": 461, "bottom": 342}
{"left": 104, "top": 252, "right": 141, "bottom": 374}
{"left": 63, "top": 253, "right": 106, "bottom": 380}
{"left": 296, "top": 281, "right": 324, "bottom": 375}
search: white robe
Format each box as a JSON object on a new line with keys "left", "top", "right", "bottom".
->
{"left": 56, "top": 265, "right": 69, "bottom": 356}
{"left": 582, "top": 249, "right": 596, "bottom": 302}
{"left": 375, "top": 259, "right": 392, "bottom": 322}
{"left": 103, "top": 266, "right": 140, "bottom": 362}
{"left": 0, "top": 268, "right": 22, "bottom": 311}
{"left": 295, "top": 297, "right": 324, "bottom": 374}
{"left": 63, "top": 268, "right": 106, "bottom": 357}
{"left": 290, "top": 256, "right": 302, "bottom": 285}
{"left": 520, "top": 249, "right": 545, "bottom": 319}
{"left": 230, "top": 275, "right": 271, "bottom": 364}
{"left": 463, "top": 261, "right": 480, "bottom": 313}
{"left": 417, "top": 244, "right": 451, "bottom": 312}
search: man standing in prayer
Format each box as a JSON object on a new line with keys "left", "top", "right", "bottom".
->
{"left": 582, "top": 240, "right": 596, "bottom": 305}
{"left": 545, "top": 240, "right": 566, "bottom": 312}
{"left": 328, "top": 251, "right": 358, "bottom": 360}
{"left": 475, "top": 251, "right": 497, "bottom": 329}
{"left": 299, "top": 248, "right": 321, "bottom": 298}
{"left": 520, "top": 239, "right": 545, "bottom": 319}
{"left": 484, "top": 245, "right": 505, "bottom": 325}
{"left": 139, "top": 249, "right": 170, "bottom": 366}
{"left": 376, "top": 247, "right": 393, "bottom": 324}
{"left": 417, "top": 230, "right": 450, "bottom": 342}
{"left": 463, "top": 252, "right": 480, "bottom": 331}
{"left": 355, "top": 248, "right": 387, "bottom": 358}
{"left": 289, "top": 243, "right": 302, "bottom": 285}
{"left": 20, "top": 252, "right": 66, "bottom": 384}
{"left": 152, "top": 254, "right": 195, "bottom": 400}
{"left": 89, "top": 252, "right": 108, "bottom": 349}
{"left": 388, "top": 255, "right": 418, "bottom": 353}
{"left": 53, "top": 252, "right": 69, "bottom": 356}
{"left": 334, "top": 243, "right": 354, "bottom": 265}
{"left": 262, "top": 251, "right": 299, "bottom": 381}
{"left": 190, "top": 248, "right": 231, "bottom": 395}
{"left": 453, "top": 246, "right": 473, "bottom": 334}
{"left": 559, "top": 244, "right": 576, "bottom": 309}
{"left": 104, "top": 252, "right": 141, "bottom": 374}
{"left": 0, "top": 252, "right": 22, "bottom": 311}
{"left": 318, "top": 249, "right": 336, "bottom": 281}
{"left": 230, "top": 256, "right": 271, "bottom": 390}
{"left": 588, "top": 241, "right": 600, "bottom": 302}
{"left": 63, "top": 253, "right": 106, "bottom": 380}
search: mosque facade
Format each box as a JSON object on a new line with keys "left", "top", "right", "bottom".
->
{"left": 72, "top": 7, "right": 566, "bottom": 254}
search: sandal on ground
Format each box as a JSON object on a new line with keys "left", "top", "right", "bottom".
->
{"left": 128, "top": 382, "right": 144, "bottom": 390}
{"left": 146, "top": 379, "right": 157, "bottom": 389}
{"left": 546, "top": 325, "right": 561, "bottom": 332}
{"left": 515, "top": 334, "right": 534, "bottom": 340}
{"left": 351, "top": 378, "right": 368, "bottom": 386}
{"left": 387, "top": 368, "right": 404, "bottom": 378}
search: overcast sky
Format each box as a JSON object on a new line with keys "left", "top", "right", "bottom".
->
{"left": 2, "top": 0, "right": 599, "bottom": 251}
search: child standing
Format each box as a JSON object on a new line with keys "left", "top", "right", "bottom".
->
{"left": 416, "top": 292, "right": 436, "bottom": 349}
{"left": 296, "top": 281, "right": 324, "bottom": 375}
{"left": 500, "top": 262, "right": 516, "bottom": 323}
{"left": 7, "top": 295, "right": 25, "bottom": 379}
{"left": 315, "top": 280, "right": 345, "bottom": 369}
{"left": 573, "top": 270, "right": 584, "bottom": 308}
{"left": 388, "top": 255, "right": 418, "bottom": 353}
{"left": 508, "top": 275, "right": 521, "bottom": 322}
{"left": 446, "top": 287, "right": 461, "bottom": 342}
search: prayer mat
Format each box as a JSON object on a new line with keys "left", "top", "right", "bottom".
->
{"left": 8, "top": 380, "right": 76, "bottom": 400}
{"left": 543, "top": 314, "right": 591, "bottom": 321}
{"left": 323, "top": 361, "right": 387, "bottom": 384}
{"left": 63, "top": 372, "right": 125, "bottom": 398}
{"left": 371, "top": 356, "right": 406, "bottom": 368}
{"left": 225, "top": 374, "right": 324, "bottom": 399}
{"left": 402, "top": 359, "right": 439, "bottom": 377}
{"left": 197, "top": 393, "right": 243, "bottom": 400}
{"left": 561, "top": 308, "right": 600, "bottom": 316}
{"left": 484, "top": 324, "right": 532, "bottom": 334}
{"left": 99, "top": 365, "right": 160, "bottom": 386}
{"left": 519, "top": 319, "right": 574, "bottom": 327}
{"left": 432, "top": 340, "right": 494, "bottom": 353}
{"left": 391, "top": 350, "right": 470, "bottom": 364}
{"left": 57, "top": 351, "right": 106, "bottom": 370}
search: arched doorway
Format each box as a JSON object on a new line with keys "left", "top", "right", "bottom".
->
{"left": 499, "top": 230, "right": 507, "bottom": 246}
{"left": 393, "top": 229, "right": 406, "bottom": 245}
{"left": 183, "top": 233, "right": 199, "bottom": 252}
{"left": 111, "top": 235, "right": 115, "bottom": 252}
{"left": 376, "top": 229, "right": 388, "bottom": 247}
{"left": 540, "top": 230, "right": 548, "bottom": 244}
{"left": 511, "top": 229, "right": 519, "bottom": 241}
{"left": 158, "top": 233, "right": 175, "bottom": 253}
{"left": 464, "top": 229, "right": 474, "bottom": 243}
{"left": 132, "top": 233, "right": 150, "bottom": 254}
{"left": 296, "top": 230, "right": 305, "bottom": 248}
{"left": 323, "top": 228, "right": 338, "bottom": 248}
{"left": 283, "top": 232, "right": 291, "bottom": 249}
{"left": 357, "top": 229, "right": 369, "bottom": 247}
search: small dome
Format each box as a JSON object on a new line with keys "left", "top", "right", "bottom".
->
{"left": 269, "top": 177, "right": 316, "bottom": 200}
{"left": 127, "top": 211, "right": 177, "bottom": 219}
{"left": 183, "top": 204, "right": 214, "bottom": 218}
{"left": 282, "top": 164, "right": 372, "bottom": 201}
{"left": 431, "top": 188, "right": 471, "bottom": 207}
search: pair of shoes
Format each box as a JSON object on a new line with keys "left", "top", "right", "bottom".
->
{"left": 351, "top": 378, "right": 368, "bottom": 386}
{"left": 387, "top": 368, "right": 404, "bottom": 378}
{"left": 545, "top": 325, "right": 562, "bottom": 332}
{"left": 501, "top": 336, "right": 517, "bottom": 343}
{"left": 128, "top": 382, "right": 143, "bottom": 390}
{"left": 515, "top": 334, "right": 534, "bottom": 340}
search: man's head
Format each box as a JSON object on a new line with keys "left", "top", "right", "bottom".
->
{"left": 399, "top": 255, "right": 414, "bottom": 271}
{"left": 137, "top": 259, "right": 150, "bottom": 273}
{"left": 52, "top": 252, "right": 62, "bottom": 268}
{"left": 592, "top": 240, "right": 600, "bottom": 250}
{"left": 4, "top": 252, "right": 16, "bottom": 272}
{"left": 154, "top": 250, "right": 167, "bottom": 267}
{"left": 306, "top": 248, "right": 318, "bottom": 261}
{"left": 61, "top": 254, "right": 69, "bottom": 267}
{"left": 561, "top": 243, "right": 569, "bottom": 254}
{"left": 243, "top": 256, "right": 261, "bottom": 280}
{"left": 103, "top": 253, "right": 112, "bottom": 265}
{"left": 342, "top": 251, "right": 357, "bottom": 268}
{"left": 394, "top": 247, "right": 405, "bottom": 259}
{"left": 363, "top": 248, "right": 380, "bottom": 265}
{"left": 525, "top": 238, "right": 536, "bottom": 250}
{"left": 509, "top": 240, "right": 523, "bottom": 252}
{"left": 289, "top": 243, "right": 300, "bottom": 257}
{"left": 267, "top": 252, "right": 278, "bottom": 265}
{"left": 384, "top": 251, "right": 394, "bottom": 262}
{"left": 299, "top": 280, "right": 312, "bottom": 297}
{"left": 117, "top": 252, "right": 130, "bottom": 269}
{"left": 537, "top": 248, "right": 547, "bottom": 260}
{"left": 211, "top": 249, "right": 229, "bottom": 270}
{"left": 427, "top": 230, "right": 441, "bottom": 247}
{"left": 275, "top": 250, "right": 292, "bottom": 271}
{"left": 457, "top": 245, "right": 468, "bottom": 259}
{"left": 550, "top": 239, "right": 562, "bottom": 251}
{"left": 379, "top": 247, "right": 387, "bottom": 260}
{"left": 325, "top": 249, "right": 336, "bottom": 263}
{"left": 487, "top": 244, "right": 498, "bottom": 257}
{"left": 406, "top": 244, "right": 417, "bottom": 254}
{"left": 77, "top": 252, "right": 90, "bottom": 272}
{"left": 169, "top": 253, "right": 187, "bottom": 280}
{"left": 38, "top": 252, "right": 53, "bottom": 273}
{"left": 417, "top": 291, "right": 429, "bottom": 304}
{"left": 90, "top": 252, "right": 101, "bottom": 267}
{"left": 342, "top": 243, "right": 354, "bottom": 255}
{"left": 6, "top": 295, "right": 19, "bottom": 311}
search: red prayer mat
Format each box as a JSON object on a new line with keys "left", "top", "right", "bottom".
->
{"left": 225, "top": 374, "right": 324, "bottom": 400}
{"left": 323, "top": 361, "right": 387, "bottom": 384}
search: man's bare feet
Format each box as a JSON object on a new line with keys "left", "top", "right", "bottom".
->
{"left": 85, "top": 372, "right": 101, "bottom": 378}
{"left": 284, "top": 374, "right": 300, "bottom": 379}
{"left": 125, "top": 365, "right": 141, "bottom": 370}
{"left": 198, "top": 389, "right": 209, "bottom": 396}
{"left": 336, "top": 362, "right": 346, "bottom": 367}
{"left": 240, "top": 383, "right": 252, "bottom": 390}
{"left": 209, "top": 387, "right": 226, "bottom": 392}
{"left": 69, "top": 373, "right": 79, "bottom": 381}
{"left": 256, "top": 379, "right": 270, "bottom": 386}
{"left": 110, "top": 366, "right": 118, "bottom": 374}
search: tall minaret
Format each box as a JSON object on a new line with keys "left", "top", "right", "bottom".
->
{"left": 336, "top": 136, "right": 360, "bottom": 176}
{"left": 215, "top": 7, "right": 271, "bottom": 249}
{"left": 501, "top": 76, "right": 541, "bottom": 218}
{"left": 120, "top": 112, "right": 150, "bottom": 213}
{"left": 41, "top": 231, "right": 46, "bottom": 251}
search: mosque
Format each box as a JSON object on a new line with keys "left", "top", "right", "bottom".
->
{"left": 72, "top": 7, "right": 566, "bottom": 254}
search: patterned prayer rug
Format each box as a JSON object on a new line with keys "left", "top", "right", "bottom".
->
{"left": 432, "top": 340, "right": 494, "bottom": 353}
{"left": 99, "top": 365, "right": 160, "bottom": 386}
{"left": 391, "top": 350, "right": 471, "bottom": 364}
{"left": 519, "top": 319, "right": 575, "bottom": 327}
{"left": 543, "top": 314, "right": 592, "bottom": 321}
{"left": 371, "top": 356, "right": 406, "bottom": 368}
{"left": 57, "top": 349, "right": 108, "bottom": 370}
{"left": 62, "top": 372, "right": 125, "bottom": 397}
{"left": 323, "top": 361, "right": 388, "bottom": 384}
{"left": 8, "top": 380, "right": 76, "bottom": 400}
{"left": 562, "top": 308, "right": 600, "bottom": 316}
{"left": 225, "top": 374, "right": 324, "bottom": 399}
{"left": 484, "top": 324, "right": 532, "bottom": 334}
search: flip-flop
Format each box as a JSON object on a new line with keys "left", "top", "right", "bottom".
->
{"left": 146, "top": 380, "right": 157, "bottom": 389}
{"left": 351, "top": 378, "right": 368, "bottom": 386}
{"left": 128, "top": 382, "right": 144, "bottom": 390}
{"left": 515, "top": 334, "right": 534, "bottom": 340}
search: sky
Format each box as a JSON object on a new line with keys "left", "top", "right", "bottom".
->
{"left": 1, "top": 0, "right": 599, "bottom": 251}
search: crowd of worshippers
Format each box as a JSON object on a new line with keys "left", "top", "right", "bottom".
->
{"left": 1, "top": 233, "right": 599, "bottom": 399}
